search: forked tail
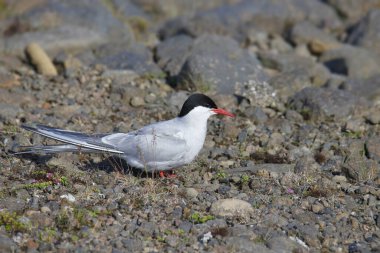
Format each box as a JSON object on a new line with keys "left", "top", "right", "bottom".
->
{"left": 15, "top": 124, "right": 123, "bottom": 155}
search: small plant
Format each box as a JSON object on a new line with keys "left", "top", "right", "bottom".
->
{"left": 342, "top": 131, "right": 363, "bottom": 139}
{"left": 215, "top": 170, "right": 227, "bottom": 180}
{"left": 190, "top": 212, "right": 214, "bottom": 224}
{"left": 38, "top": 228, "right": 57, "bottom": 243}
{"left": 0, "top": 211, "right": 30, "bottom": 233}
{"left": 141, "top": 71, "right": 166, "bottom": 81}
{"left": 178, "top": 229, "right": 185, "bottom": 236}
{"left": 56, "top": 211, "right": 70, "bottom": 230}
{"left": 241, "top": 174, "right": 250, "bottom": 184}
{"left": 23, "top": 181, "right": 53, "bottom": 190}
{"left": 1, "top": 124, "right": 19, "bottom": 134}
{"left": 157, "top": 236, "right": 165, "bottom": 243}
{"left": 60, "top": 176, "right": 69, "bottom": 186}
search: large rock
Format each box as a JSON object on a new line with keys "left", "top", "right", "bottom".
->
{"left": 366, "top": 137, "right": 380, "bottom": 163}
{"left": 347, "top": 9, "right": 380, "bottom": 55}
{"left": 341, "top": 75, "right": 380, "bottom": 104}
{"left": 342, "top": 140, "right": 380, "bottom": 182}
{"left": 269, "top": 69, "right": 312, "bottom": 101}
{"left": 112, "top": 0, "right": 149, "bottom": 19}
{"left": 225, "top": 237, "right": 276, "bottom": 253}
{"left": 160, "top": 0, "right": 342, "bottom": 41}
{"left": 210, "top": 198, "right": 254, "bottom": 221}
{"left": 176, "top": 34, "right": 269, "bottom": 98}
{"left": 259, "top": 52, "right": 330, "bottom": 86}
{"left": 93, "top": 42, "right": 162, "bottom": 75}
{"left": 325, "top": 0, "right": 380, "bottom": 24}
{"left": 0, "top": 0, "right": 133, "bottom": 55}
{"left": 156, "top": 35, "right": 194, "bottom": 77}
{"left": 1, "top": 26, "right": 107, "bottom": 56}
{"left": 320, "top": 45, "right": 380, "bottom": 80}
{"left": 290, "top": 21, "right": 342, "bottom": 54}
{"left": 289, "top": 87, "right": 367, "bottom": 121}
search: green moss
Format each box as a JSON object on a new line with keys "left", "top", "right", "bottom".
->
{"left": 157, "top": 236, "right": 165, "bottom": 243}
{"left": 342, "top": 131, "right": 363, "bottom": 139}
{"left": 190, "top": 212, "right": 214, "bottom": 224}
{"left": 60, "top": 176, "right": 69, "bottom": 186}
{"left": 56, "top": 211, "right": 70, "bottom": 230}
{"left": 177, "top": 229, "right": 185, "bottom": 236}
{"left": 1, "top": 124, "right": 19, "bottom": 134}
{"left": 127, "top": 16, "right": 149, "bottom": 34}
{"left": 241, "top": 174, "right": 250, "bottom": 184}
{"left": 215, "top": 170, "right": 227, "bottom": 180}
{"left": 141, "top": 71, "right": 167, "bottom": 81}
{"left": 23, "top": 181, "right": 52, "bottom": 190}
{"left": 0, "top": 211, "right": 30, "bottom": 233}
{"left": 299, "top": 108, "right": 311, "bottom": 121}
{"left": 38, "top": 228, "right": 57, "bottom": 243}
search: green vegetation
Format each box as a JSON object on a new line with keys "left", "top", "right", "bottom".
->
{"left": 0, "top": 211, "right": 30, "bottom": 233}
{"left": 215, "top": 170, "right": 227, "bottom": 180}
{"left": 141, "top": 71, "right": 167, "bottom": 81}
{"left": 190, "top": 212, "right": 214, "bottom": 224}
{"left": 342, "top": 130, "right": 363, "bottom": 139}
{"left": 38, "top": 228, "right": 57, "bottom": 243}
{"left": 1, "top": 124, "right": 19, "bottom": 134}
{"left": 241, "top": 174, "right": 250, "bottom": 184}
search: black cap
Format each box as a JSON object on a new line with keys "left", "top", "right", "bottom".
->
{"left": 178, "top": 94, "right": 217, "bottom": 117}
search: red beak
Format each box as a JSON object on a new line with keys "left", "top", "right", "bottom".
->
{"left": 212, "top": 108, "right": 235, "bottom": 117}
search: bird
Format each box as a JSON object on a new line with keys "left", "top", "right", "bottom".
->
{"left": 16, "top": 93, "right": 235, "bottom": 174}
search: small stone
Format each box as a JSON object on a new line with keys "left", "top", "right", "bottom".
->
{"left": 219, "top": 160, "right": 234, "bottom": 168}
{"left": 366, "top": 112, "right": 380, "bottom": 125}
{"left": 184, "top": 188, "right": 198, "bottom": 199}
{"left": 311, "top": 203, "right": 324, "bottom": 214}
{"left": 365, "top": 137, "right": 380, "bottom": 162}
{"left": 25, "top": 43, "right": 57, "bottom": 76}
{"left": 144, "top": 93, "right": 156, "bottom": 103}
{"left": 26, "top": 239, "right": 39, "bottom": 250}
{"left": 0, "top": 234, "right": 17, "bottom": 252}
{"left": 210, "top": 198, "right": 253, "bottom": 221}
{"left": 165, "top": 235, "right": 179, "bottom": 247}
{"left": 130, "top": 96, "right": 145, "bottom": 107}
{"left": 41, "top": 206, "right": 51, "bottom": 213}
{"left": 0, "top": 70, "right": 19, "bottom": 89}
{"left": 344, "top": 119, "right": 365, "bottom": 133}
{"left": 60, "top": 193, "right": 76, "bottom": 202}
{"left": 332, "top": 175, "right": 347, "bottom": 183}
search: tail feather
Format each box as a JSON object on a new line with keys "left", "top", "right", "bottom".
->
{"left": 14, "top": 144, "right": 100, "bottom": 155}
{"left": 20, "top": 124, "right": 123, "bottom": 154}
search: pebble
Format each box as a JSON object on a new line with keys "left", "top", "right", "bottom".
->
{"left": 41, "top": 206, "right": 51, "bottom": 213}
{"left": 184, "top": 188, "right": 199, "bottom": 199}
{"left": 60, "top": 193, "right": 76, "bottom": 202}
{"left": 311, "top": 203, "right": 324, "bottom": 214}
{"left": 332, "top": 175, "right": 347, "bottom": 183}
{"left": 210, "top": 198, "right": 253, "bottom": 221}
{"left": 130, "top": 96, "right": 145, "bottom": 107}
{"left": 25, "top": 43, "right": 57, "bottom": 76}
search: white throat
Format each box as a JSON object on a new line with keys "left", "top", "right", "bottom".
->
{"left": 177, "top": 106, "right": 215, "bottom": 162}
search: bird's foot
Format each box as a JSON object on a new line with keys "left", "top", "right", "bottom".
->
{"left": 159, "top": 170, "right": 176, "bottom": 178}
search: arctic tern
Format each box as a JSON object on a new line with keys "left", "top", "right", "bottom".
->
{"left": 17, "top": 93, "right": 235, "bottom": 172}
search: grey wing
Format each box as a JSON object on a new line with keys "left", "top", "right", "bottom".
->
{"left": 102, "top": 127, "right": 190, "bottom": 168}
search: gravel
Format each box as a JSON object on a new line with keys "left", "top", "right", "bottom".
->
{"left": 0, "top": 1, "right": 379, "bottom": 252}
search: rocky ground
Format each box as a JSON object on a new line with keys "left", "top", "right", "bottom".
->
{"left": 0, "top": 0, "right": 380, "bottom": 252}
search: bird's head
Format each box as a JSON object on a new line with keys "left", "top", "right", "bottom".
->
{"left": 178, "top": 93, "right": 235, "bottom": 119}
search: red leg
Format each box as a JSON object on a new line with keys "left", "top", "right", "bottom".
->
{"left": 159, "top": 170, "right": 176, "bottom": 178}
